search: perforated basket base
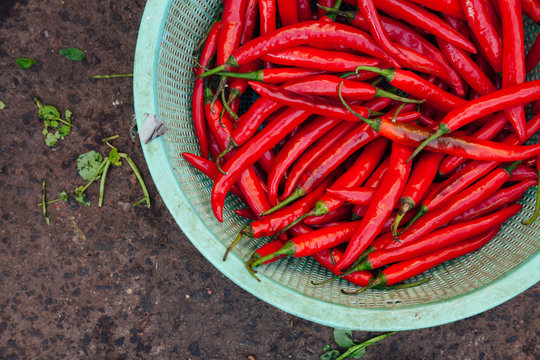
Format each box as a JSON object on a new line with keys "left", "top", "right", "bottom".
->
{"left": 134, "top": 0, "right": 540, "bottom": 330}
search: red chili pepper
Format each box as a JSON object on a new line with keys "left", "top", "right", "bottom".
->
{"left": 199, "top": 21, "right": 396, "bottom": 77}
{"left": 522, "top": 0, "right": 540, "bottom": 23}
{"left": 335, "top": 143, "right": 413, "bottom": 272}
{"left": 257, "top": 149, "right": 276, "bottom": 177}
{"left": 227, "top": 61, "right": 261, "bottom": 106}
{"left": 276, "top": 0, "right": 299, "bottom": 26}
{"left": 313, "top": 248, "right": 372, "bottom": 287}
{"left": 217, "top": 0, "right": 249, "bottom": 66}
{"left": 249, "top": 221, "right": 360, "bottom": 270}
{"left": 507, "top": 164, "right": 539, "bottom": 181}
{"left": 372, "top": 0, "right": 476, "bottom": 53}
{"left": 203, "top": 86, "right": 236, "bottom": 149}
{"left": 304, "top": 204, "right": 354, "bottom": 225}
{"left": 324, "top": 187, "right": 376, "bottom": 205}
{"left": 258, "top": 0, "right": 276, "bottom": 36}
{"left": 297, "top": 0, "right": 313, "bottom": 22}
{"left": 212, "top": 108, "right": 312, "bottom": 222}
{"left": 234, "top": 207, "right": 258, "bottom": 220}
{"left": 216, "top": 67, "right": 328, "bottom": 84}
{"left": 407, "top": 0, "right": 465, "bottom": 19}
{"left": 392, "top": 152, "right": 444, "bottom": 237}
{"left": 261, "top": 46, "right": 383, "bottom": 72}
{"left": 232, "top": 97, "right": 282, "bottom": 146}
{"left": 356, "top": 66, "right": 466, "bottom": 113}
{"left": 439, "top": 112, "right": 507, "bottom": 175}
{"left": 365, "top": 227, "right": 501, "bottom": 289}
{"left": 237, "top": 167, "right": 272, "bottom": 216}
{"left": 318, "top": 0, "right": 336, "bottom": 18}
{"left": 241, "top": 0, "right": 259, "bottom": 45}
{"left": 267, "top": 116, "right": 342, "bottom": 205}
{"left": 410, "top": 80, "right": 540, "bottom": 160}
{"left": 357, "top": 0, "right": 404, "bottom": 68}
{"left": 522, "top": 154, "right": 540, "bottom": 225}
{"left": 525, "top": 33, "right": 540, "bottom": 74}
{"left": 498, "top": 0, "right": 527, "bottom": 142}
{"left": 461, "top": 0, "right": 502, "bottom": 71}
{"left": 245, "top": 239, "right": 287, "bottom": 271}
{"left": 449, "top": 179, "right": 536, "bottom": 225}
{"left": 192, "top": 21, "right": 221, "bottom": 159}
{"left": 363, "top": 158, "right": 389, "bottom": 188}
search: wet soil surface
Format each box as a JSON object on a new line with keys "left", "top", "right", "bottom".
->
{"left": 0, "top": 1, "right": 538, "bottom": 359}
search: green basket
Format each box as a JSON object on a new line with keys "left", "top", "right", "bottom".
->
{"left": 134, "top": 0, "right": 540, "bottom": 330}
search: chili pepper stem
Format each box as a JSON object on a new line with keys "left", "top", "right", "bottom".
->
{"left": 224, "top": 231, "right": 245, "bottom": 261}
{"left": 400, "top": 204, "right": 428, "bottom": 239}
{"left": 392, "top": 197, "right": 415, "bottom": 238}
{"left": 245, "top": 258, "right": 261, "bottom": 281}
{"left": 42, "top": 179, "right": 50, "bottom": 226}
{"left": 261, "top": 187, "right": 306, "bottom": 216}
{"left": 197, "top": 64, "right": 228, "bottom": 79}
{"left": 275, "top": 209, "right": 316, "bottom": 237}
{"left": 375, "top": 88, "right": 424, "bottom": 104}
{"left": 342, "top": 275, "right": 382, "bottom": 295}
{"left": 221, "top": 90, "right": 239, "bottom": 121}
{"left": 216, "top": 70, "right": 263, "bottom": 82}
{"left": 216, "top": 140, "right": 236, "bottom": 174}
{"left": 504, "top": 160, "right": 522, "bottom": 175}
{"left": 334, "top": 332, "right": 397, "bottom": 360}
{"left": 211, "top": 76, "right": 228, "bottom": 110}
{"left": 355, "top": 65, "right": 395, "bottom": 80}
{"left": 338, "top": 82, "right": 382, "bottom": 131}
{"left": 312, "top": 254, "right": 373, "bottom": 286}
{"left": 522, "top": 170, "right": 540, "bottom": 225}
{"left": 407, "top": 125, "right": 449, "bottom": 163}
{"left": 381, "top": 277, "right": 431, "bottom": 290}
{"left": 248, "top": 241, "right": 296, "bottom": 270}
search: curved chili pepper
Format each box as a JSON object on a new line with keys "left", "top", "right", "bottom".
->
{"left": 392, "top": 152, "right": 444, "bottom": 237}
{"left": 357, "top": 0, "right": 404, "bottom": 68}
{"left": 522, "top": 0, "right": 540, "bottom": 23}
{"left": 261, "top": 46, "right": 383, "bottom": 72}
{"left": 304, "top": 204, "right": 354, "bottom": 225}
{"left": 409, "top": 80, "right": 540, "bottom": 161}
{"left": 211, "top": 108, "right": 312, "bottom": 222}
{"left": 334, "top": 143, "right": 413, "bottom": 272}
{"left": 373, "top": 0, "right": 476, "bottom": 53}
{"left": 276, "top": 0, "right": 299, "bottom": 26}
{"left": 216, "top": 67, "right": 328, "bottom": 84}
{"left": 240, "top": 0, "right": 259, "bottom": 45}
{"left": 498, "top": 0, "right": 527, "bottom": 142}
{"left": 363, "top": 158, "right": 389, "bottom": 188}
{"left": 324, "top": 187, "right": 376, "bottom": 205}
{"left": 313, "top": 248, "right": 372, "bottom": 287}
{"left": 297, "top": 0, "right": 313, "bottom": 22}
{"left": 356, "top": 205, "right": 521, "bottom": 272}
{"left": 439, "top": 112, "right": 507, "bottom": 175}
{"left": 249, "top": 221, "right": 360, "bottom": 270}
{"left": 245, "top": 239, "right": 287, "bottom": 276}
{"left": 359, "top": 227, "right": 500, "bottom": 291}
{"left": 232, "top": 97, "right": 282, "bottom": 146}
{"left": 461, "top": 0, "right": 502, "bottom": 71}
{"left": 257, "top": 149, "right": 276, "bottom": 177}
{"left": 408, "top": 0, "right": 465, "bottom": 19}
{"left": 525, "top": 33, "right": 540, "bottom": 74}
{"left": 203, "top": 86, "right": 236, "bottom": 152}
{"left": 507, "top": 164, "right": 538, "bottom": 181}
{"left": 355, "top": 66, "right": 466, "bottom": 113}
{"left": 267, "top": 116, "right": 342, "bottom": 205}
{"left": 199, "top": 20, "right": 396, "bottom": 77}
{"left": 193, "top": 21, "right": 221, "bottom": 159}
{"left": 217, "top": 0, "right": 249, "bottom": 66}
{"left": 449, "top": 180, "right": 536, "bottom": 225}
{"left": 259, "top": 0, "right": 276, "bottom": 36}
{"left": 234, "top": 207, "right": 258, "bottom": 220}
{"left": 237, "top": 167, "right": 272, "bottom": 216}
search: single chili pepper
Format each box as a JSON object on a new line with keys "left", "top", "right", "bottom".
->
{"left": 212, "top": 108, "right": 313, "bottom": 222}
{"left": 232, "top": 97, "right": 282, "bottom": 147}
{"left": 193, "top": 21, "right": 221, "bottom": 159}
{"left": 479, "top": 0, "right": 502, "bottom": 38}
{"left": 355, "top": 66, "right": 466, "bottom": 113}
{"left": 261, "top": 46, "right": 383, "bottom": 72}
{"left": 439, "top": 112, "right": 507, "bottom": 175}
{"left": 408, "top": 80, "right": 540, "bottom": 161}
{"left": 249, "top": 221, "right": 360, "bottom": 270}
{"left": 286, "top": 222, "right": 314, "bottom": 237}
{"left": 240, "top": 0, "right": 258, "bottom": 45}
{"left": 525, "top": 33, "right": 540, "bottom": 74}
{"left": 507, "top": 164, "right": 539, "bottom": 181}
{"left": 257, "top": 149, "right": 276, "bottom": 177}
{"left": 199, "top": 20, "right": 396, "bottom": 77}
{"left": 276, "top": 0, "right": 299, "bottom": 26}
{"left": 364, "top": 158, "right": 389, "bottom": 188}
{"left": 235, "top": 207, "right": 258, "bottom": 220}
{"left": 391, "top": 152, "right": 444, "bottom": 237}
{"left": 245, "top": 239, "right": 287, "bottom": 277}
{"left": 461, "top": 0, "right": 502, "bottom": 72}
{"left": 313, "top": 248, "right": 372, "bottom": 287}
{"left": 355, "top": 205, "right": 521, "bottom": 272}
{"left": 237, "top": 166, "right": 272, "bottom": 216}
{"left": 357, "top": 0, "right": 404, "bottom": 68}
{"left": 216, "top": 68, "right": 328, "bottom": 84}
{"left": 522, "top": 0, "right": 540, "bottom": 23}
{"left": 268, "top": 116, "right": 342, "bottom": 205}
{"left": 217, "top": 0, "right": 249, "bottom": 66}
{"left": 325, "top": 187, "right": 376, "bottom": 205}
{"left": 324, "top": 7, "right": 465, "bottom": 96}
{"left": 334, "top": 143, "right": 413, "bottom": 272}
{"left": 354, "top": 227, "right": 500, "bottom": 292}
{"left": 449, "top": 179, "right": 536, "bottom": 225}
{"left": 297, "top": 0, "right": 313, "bottom": 22}
{"left": 281, "top": 121, "right": 359, "bottom": 203}
{"left": 498, "top": 0, "right": 527, "bottom": 142}
{"left": 304, "top": 203, "right": 354, "bottom": 225}
{"left": 249, "top": 82, "right": 372, "bottom": 122}
{"left": 372, "top": 0, "right": 476, "bottom": 53}
{"left": 259, "top": 0, "right": 276, "bottom": 36}
{"left": 203, "top": 86, "right": 236, "bottom": 150}
{"left": 407, "top": 0, "right": 465, "bottom": 19}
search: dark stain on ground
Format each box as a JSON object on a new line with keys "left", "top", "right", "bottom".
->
{"left": 0, "top": 0, "right": 538, "bottom": 359}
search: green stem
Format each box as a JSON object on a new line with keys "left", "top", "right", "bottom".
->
{"left": 102, "top": 135, "right": 120, "bottom": 143}
{"left": 522, "top": 170, "right": 540, "bottom": 225}
{"left": 98, "top": 160, "right": 111, "bottom": 207}
{"left": 377, "top": 277, "right": 431, "bottom": 290}
{"left": 335, "top": 332, "right": 397, "bottom": 360}
{"left": 407, "top": 124, "right": 450, "bottom": 163}
{"left": 370, "top": 76, "right": 384, "bottom": 87}
{"left": 341, "top": 274, "right": 382, "bottom": 295}
{"left": 260, "top": 187, "right": 306, "bottom": 216}
{"left": 504, "top": 160, "right": 522, "bottom": 175}
{"left": 92, "top": 73, "right": 133, "bottom": 79}
{"left": 392, "top": 197, "right": 414, "bottom": 238}
{"left": 400, "top": 204, "right": 428, "bottom": 238}
{"left": 375, "top": 89, "right": 424, "bottom": 104}
{"left": 42, "top": 179, "right": 50, "bottom": 226}
{"left": 276, "top": 209, "right": 316, "bottom": 237}
{"left": 119, "top": 153, "right": 151, "bottom": 208}
{"left": 37, "top": 198, "right": 64, "bottom": 207}
{"left": 221, "top": 90, "right": 239, "bottom": 121}
{"left": 355, "top": 65, "right": 395, "bottom": 80}
{"left": 248, "top": 241, "right": 296, "bottom": 270}
{"left": 77, "top": 158, "right": 108, "bottom": 194}
{"left": 215, "top": 70, "right": 262, "bottom": 81}
{"left": 198, "top": 64, "right": 227, "bottom": 79}
{"left": 338, "top": 82, "right": 381, "bottom": 132}
{"left": 224, "top": 230, "right": 245, "bottom": 261}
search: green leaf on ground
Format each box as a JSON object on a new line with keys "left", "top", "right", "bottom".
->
{"left": 334, "top": 329, "right": 355, "bottom": 349}
{"left": 59, "top": 191, "right": 69, "bottom": 202}
{"left": 59, "top": 47, "right": 85, "bottom": 61}
{"left": 58, "top": 125, "right": 71, "bottom": 137}
{"left": 0, "top": 101, "right": 5, "bottom": 109}
{"left": 108, "top": 148, "right": 121, "bottom": 166}
{"left": 38, "top": 105, "right": 61, "bottom": 121}
{"left": 77, "top": 150, "right": 103, "bottom": 181}
{"left": 75, "top": 192, "right": 90, "bottom": 206}
{"left": 16, "top": 58, "right": 38, "bottom": 69}
{"left": 45, "top": 132, "right": 59, "bottom": 147}
{"left": 320, "top": 350, "right": 341, "bottom": 360}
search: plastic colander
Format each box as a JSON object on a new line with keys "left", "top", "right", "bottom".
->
{"left": 134, "top": 0, "right": 540, "bottom": 330}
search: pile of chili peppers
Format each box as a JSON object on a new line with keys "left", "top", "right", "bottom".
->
{"left": 184, "top": 0, "right": 540, "bottom": 292}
